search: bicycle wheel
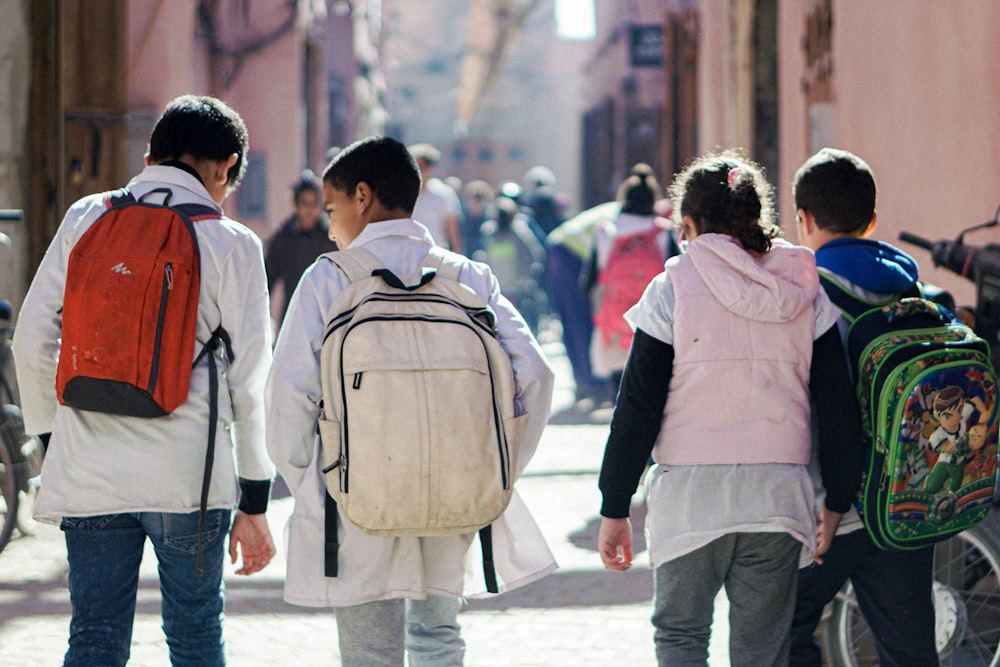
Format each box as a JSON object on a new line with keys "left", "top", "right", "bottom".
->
{"left": 0, "top": 410, "right": 19, "bottom": 553}
{"left": 824, "top": 513, "right": 1000, "bottom": 666}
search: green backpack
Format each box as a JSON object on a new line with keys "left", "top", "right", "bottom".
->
{"left": 823, "top": 275, "right": 999, "bottom": 550}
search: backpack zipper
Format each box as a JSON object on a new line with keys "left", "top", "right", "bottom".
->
{"left": 324, "top": 293, "right": 496, "bottom": 343}
{"left": 147, "top": 262, "right": 173, "bottom": 393}
{"left": 860, "top": 328, "right": 981, "bottom": 422}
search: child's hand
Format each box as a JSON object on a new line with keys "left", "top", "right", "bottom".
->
{"left": 598, "top": 517, "right": 634, "bottom": 571}
{"left": 813, "top": 503, "right": 844, "bottom": 564}
{"left": 229, "top": 511, "right": 276, "bottom": 575}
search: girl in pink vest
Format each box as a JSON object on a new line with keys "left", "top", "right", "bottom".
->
{"left": 596, "top": 151, "right": 863, "bottom": 666}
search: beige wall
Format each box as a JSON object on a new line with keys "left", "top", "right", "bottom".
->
{"left": 777, "top": 0, "right": 1000, "bottom": 304}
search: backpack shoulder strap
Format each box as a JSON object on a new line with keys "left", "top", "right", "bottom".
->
{"left": 104, "top": 187, "right": 135, "bottom": 209}
{"left": 325, "top": 247, "right": 383, "bottom": 284}
{"left": 819, "top": 271, "right": 891, "bottom": 323}
{"left": 105, "top": 187, "right": 217, "bottom": 221}
{"left": 424, "top": 245, "right": 462, "bottom": 281}
{"left": 172, "top": 203, "right": 221, "bottom": 221}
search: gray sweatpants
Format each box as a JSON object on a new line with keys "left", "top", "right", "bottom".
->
{"left": 334, "top": 595, "right": 465, "bottom": 666}
{"left": 652, "top": 532, "right": 801, "bottom": 666}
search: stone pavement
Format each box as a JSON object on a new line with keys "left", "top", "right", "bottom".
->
{"left": 0, "top": 337, "right": 735, "bottom": 666}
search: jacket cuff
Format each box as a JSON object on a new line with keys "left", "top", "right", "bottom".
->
{"left": 238, "top": 478, "right": 272, "bottom": 514}
{"left": 823, "top": 494, "right": 854, "bottom": 515}
{"left": 600, "top": 494, "right": 632, "bottom": 519}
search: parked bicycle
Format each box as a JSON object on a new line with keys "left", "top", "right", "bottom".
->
{"left": 0, "top": 211, "right": 44, "bottom": 554}
{"left": 826, "top": 208, "right": 1000, "bottom": 666}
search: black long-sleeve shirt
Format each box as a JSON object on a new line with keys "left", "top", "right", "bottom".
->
{"left": 598, "top": 326, "right": 863, "bottom": 518}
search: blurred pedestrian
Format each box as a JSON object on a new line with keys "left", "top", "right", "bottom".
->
{"left": 460, "top": 179, "right": 494, "bottom": 257}
{"left": 589, "top": 164, "right": 674, "bottom": 393}
{"left": 264, "top": 169, "right": 338, "bottom": 324}
{"left": 544, "top": 202, "right": 616, "bottom": 405}
{"left": 522, "top": 165, "right": 565, "bottom": 236}
{"left": 478, "top": 195, "right": 546, "bottom": 334}
{"left": 409, "top": 143, "right": 463, "bottom": 252}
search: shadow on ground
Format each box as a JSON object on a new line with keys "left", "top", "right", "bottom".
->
{"left": 463, "top": 566, "right": 652, "bottom": 611}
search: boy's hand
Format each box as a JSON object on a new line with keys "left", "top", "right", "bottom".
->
{"left": 229, "top": 511, "right": 276, "bottom": 575}
{"left": 814, "top": 503, "right": 844, "bottom": 564}
{"left": 598, "top": 517, "right": 634, "bottom": 571}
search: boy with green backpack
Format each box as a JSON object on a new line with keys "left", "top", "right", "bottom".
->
{"left": 790, "top": 148, "right": 945, "bottom": 666}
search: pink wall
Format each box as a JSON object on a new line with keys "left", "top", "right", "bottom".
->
{"left": 126, "top": 0, "right": 307, "bottom": 241}
{"left": 777, "top": 0, "right": 1000, "bottom": 305}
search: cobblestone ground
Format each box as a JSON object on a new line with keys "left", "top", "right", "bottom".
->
{"left": 0, "top": 337, "right": 738, "bottom": 666}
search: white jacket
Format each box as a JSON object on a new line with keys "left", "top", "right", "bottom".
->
{"left": 266, "top": 218, "right": 556, "bottom": 606}
{"left": 13, "top": 166, "right": 275, "bottom": 521}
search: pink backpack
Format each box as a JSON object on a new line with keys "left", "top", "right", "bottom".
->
{"left": 593, "top": 225, "right": 666, "bottom": 350}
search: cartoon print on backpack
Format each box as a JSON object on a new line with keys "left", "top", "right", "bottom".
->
{"left": 923, "top": 385, "right": 990, "bottom": 494}
{"left": 886, "top": 365, "right": 997, "bottom": 532}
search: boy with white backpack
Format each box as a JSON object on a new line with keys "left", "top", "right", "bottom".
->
{"left": 265, "top": 136, "right": 555, "bottom": 666}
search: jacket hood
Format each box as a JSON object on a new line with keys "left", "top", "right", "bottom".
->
{"left": 815, "top": 238, "right": 918, "bottom": 295}
{"left": 683, "top": 234, "right": 818, "bottom": 323}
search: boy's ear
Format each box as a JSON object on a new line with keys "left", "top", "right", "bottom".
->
{"left": 859, "top": 213, "right": 877, "bottom": 238}
{"left": 796, "top": 208, "right": 816, "bottom": 236}
{"left": 355, "top": 181, "right": 372, "bottom": 211}
{"left": 217, "top": 153, "right": 239, "bottom": 185}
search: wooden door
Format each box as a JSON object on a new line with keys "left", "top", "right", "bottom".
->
{"left": 29, "top": 0, "right": 128, "bottom": 268}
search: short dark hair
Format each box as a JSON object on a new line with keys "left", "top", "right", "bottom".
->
{"left": 292, "top": 169, "right": 321, "bottom": 202}
{"left": 148, "top": 95, "right": 249, "bottom": 188}
{"left": 793, "top": 148, "right": 876, "bottom": 235}
{"left": 322, "top": 136, "right": 421, "bottom": 213}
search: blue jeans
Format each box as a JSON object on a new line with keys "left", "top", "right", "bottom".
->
{"left": 334, "top": 595, "right": 465, "bottom": 666}
{"left": 653, "top": 532, "right": 801, "bottom": 666}
{"left": 61, "top": 509, "right": 232, "bottom": 667}
{"left": 790, "top": 528, "right": 938, "bottom": 666}
{"left": 545, "top": 244, "right": 600, "bottom": 394}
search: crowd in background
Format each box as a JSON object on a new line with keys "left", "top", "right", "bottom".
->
{"left": 264, "top": 143, "right": 677, "bottom": 414}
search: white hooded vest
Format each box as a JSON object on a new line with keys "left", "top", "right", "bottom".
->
{"left": 652, "top": 234, "right": 819, "bottom": 466}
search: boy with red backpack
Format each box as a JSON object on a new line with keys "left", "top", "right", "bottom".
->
{"left": 13, "top": 95, "right": 275, "bottom": 666}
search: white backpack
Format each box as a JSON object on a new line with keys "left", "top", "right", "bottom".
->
{"left": 318, "top": 246, "right": 525, "bottom": 588}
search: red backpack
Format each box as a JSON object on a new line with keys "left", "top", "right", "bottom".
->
{"left": 593, "top": 224, "right": 667, "bottom": 350}
{"left": 56, "top": 187, "right": 218, "bottom": 417}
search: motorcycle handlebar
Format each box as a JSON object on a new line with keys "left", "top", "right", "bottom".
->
{"left": 898, "top": 231, "right": 1000, "bottom": 283}
{"left": 897, "top": 231, "right": 933, "bottom": 252}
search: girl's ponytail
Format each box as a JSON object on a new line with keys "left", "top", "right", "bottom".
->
{"left": 618, "top": 163, "right": 662, "bottom": 215}
{"left": 671, "top": 151, "right": 778, "bottom": 253}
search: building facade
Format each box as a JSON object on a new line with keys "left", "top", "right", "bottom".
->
{"left": 4, "top": 0, "right": 1000, "bottom": 318}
